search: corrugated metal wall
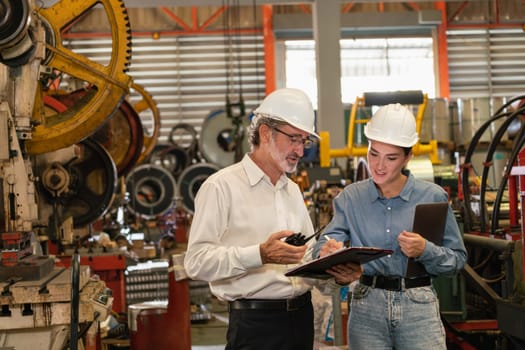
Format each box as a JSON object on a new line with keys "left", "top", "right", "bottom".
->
{"left": 126, "top": 35, "right": 266, "bottom": 144}
{"left": 64, "top": 33, "right": 266, "bottom": 145}
{"left": 64, "top": 27, "right": 525, "bottom": 147}
{"left": 447, "top": 28, "right": 525, "bottom": 99}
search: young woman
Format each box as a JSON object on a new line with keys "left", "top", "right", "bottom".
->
{"left": 313, "top": 103, "right": 467, "bottom": 349}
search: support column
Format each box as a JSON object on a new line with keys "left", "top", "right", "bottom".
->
{"left": 312, "top": 1, "right": 346, "bottom": 344}
{"left": 313, "top": 0, "right": 344, "bottom": 150}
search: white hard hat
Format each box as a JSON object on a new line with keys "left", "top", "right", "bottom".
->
{"left": 253, "top": 88, "right": 320, "bottom": 138}
{"left": 364, "top": 103, "right": 419, "bottom": 147}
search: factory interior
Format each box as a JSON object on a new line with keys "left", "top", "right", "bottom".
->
{"left": 0, "top": 0, "right": 525, "bottom": 349}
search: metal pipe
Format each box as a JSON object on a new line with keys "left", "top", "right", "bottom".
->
{"left": 518, "top": 149, "right": 525, "bottom": 277}
{"left": 463, "top": 233, "right": 515, "bottom": 253}
{"left": 331, "top": 289, "right": 344, "bottom": 346}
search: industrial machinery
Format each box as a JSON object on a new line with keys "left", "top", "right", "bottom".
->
{"left": 0, "top": 0, "right": 170, "bottom": 348}
{"left": 309, "top": 91, "right": 525, "bottom": 349}
{"left": 319, "top": 90, "right": 440, "bottom": 168}
{"left": 1, "top": 0, "right": 524, "bottom": 349}
{"left": 128, "top": 254, "right": 191, "bottom": 349}
{"left": 125, "top": 163, "right": 178, "bottom": 223}
{"left": 199, "top": 108, "right": 250, "bottom": 168}
{"left": 445, "top": 95, "right": 525, "bottom": 350}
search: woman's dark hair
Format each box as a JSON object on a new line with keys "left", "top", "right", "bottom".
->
{"left": 402, "top": 147, "right": 412, "bottom": 156}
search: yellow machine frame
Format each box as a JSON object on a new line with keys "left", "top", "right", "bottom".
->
{"left": 319, "top": 91, "right": 440, "bottom": 167}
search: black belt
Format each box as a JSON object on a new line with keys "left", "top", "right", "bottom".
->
{"left": 360, "top": 275, "right": 431, "bottom": 291}
{"left": 228, "top": 291, "right": 311, "bottom": 312}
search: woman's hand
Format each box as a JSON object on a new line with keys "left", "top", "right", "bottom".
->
{"left": 320, "top": 238, "right": 361, "bottom": 285}
{"left": 398, "top": 230, "right": 426, "bottom": 258}
{"left": 319, "top": 238, "right": 343, "bottom": 257}
{"left": 327, "top": 262, "right": 362, "bottom": 285}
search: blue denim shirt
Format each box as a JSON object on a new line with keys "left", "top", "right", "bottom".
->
{"left": 312, "top": 171, "right": 467, "bottom": 277}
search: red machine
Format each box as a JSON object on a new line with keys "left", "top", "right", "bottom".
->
{"left": 57, "top": 253, "right": 127, "bottom": 314}
{"left": 130, "top": 255, "right": 191, "bottom": 349}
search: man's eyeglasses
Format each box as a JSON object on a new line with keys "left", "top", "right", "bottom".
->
{"left": 273, "top": 128, "right": 314, "bottom": 147}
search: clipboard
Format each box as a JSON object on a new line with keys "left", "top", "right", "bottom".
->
{"left": 285, "top": 247, "right": 393, "bottom": 279}
{"left": 405, "top": 202, "right": 449, "bottom": 277}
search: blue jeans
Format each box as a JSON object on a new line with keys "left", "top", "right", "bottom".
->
{"left": 347, "top": 282, "right": 446, "bottom": 350}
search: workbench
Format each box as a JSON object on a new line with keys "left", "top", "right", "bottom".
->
{"left": 0, "top": 265, "right": 112, "bottom": 350}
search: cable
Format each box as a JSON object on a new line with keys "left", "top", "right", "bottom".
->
{"left": 234, "top": 0, "right": 243, "bottom": 98}
{"left": 478, "top": 107, "right": 525, "bottom": 232}
{"left": 461, "top": 95, "right": 525, "bottom": 232}
{"left": 461, "top": 110, "right": 510, "bottom": 232}
{"left": 252, "top": 0, "right": 262, "bottom": 103}
{"left": 490, "top": 112, "right": 525, "bottom": 235}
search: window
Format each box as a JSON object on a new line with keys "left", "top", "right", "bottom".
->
{"left": 284, "top": 37, "right": 435, "bottom": 108}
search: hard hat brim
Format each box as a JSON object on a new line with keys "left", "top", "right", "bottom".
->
{"left": 256, "top": 113, "right": 320, "bottom": 139}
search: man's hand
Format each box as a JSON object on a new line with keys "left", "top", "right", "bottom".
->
{"left": 260, "top": 230, "right": 307, "bottom": 264}
{"left": 398, "top": 230, "right": 426, "bottom": 258}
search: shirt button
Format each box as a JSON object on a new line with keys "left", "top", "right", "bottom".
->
{"left": 386, "top": 229, "right": 390, "bottom": 233}
{"left": 387, "top": 207, "right": 391, "bottom": 210}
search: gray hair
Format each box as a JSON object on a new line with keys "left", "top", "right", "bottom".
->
{"left": 247, "top": 114, "right": 287, "bottom": 151}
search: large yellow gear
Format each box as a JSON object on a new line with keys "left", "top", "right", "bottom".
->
{"left": 25, "top": 0, "right": 133, "bottom": 154}
{"left": 131, "top": 82, "right": 161, "bottom": 164}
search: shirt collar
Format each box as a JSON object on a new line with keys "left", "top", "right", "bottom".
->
{"left": 242, "top": 154, "right": 289, "bottom": 189}
{"left": 366, "top": 170, "right": 415, "bottom": 202}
